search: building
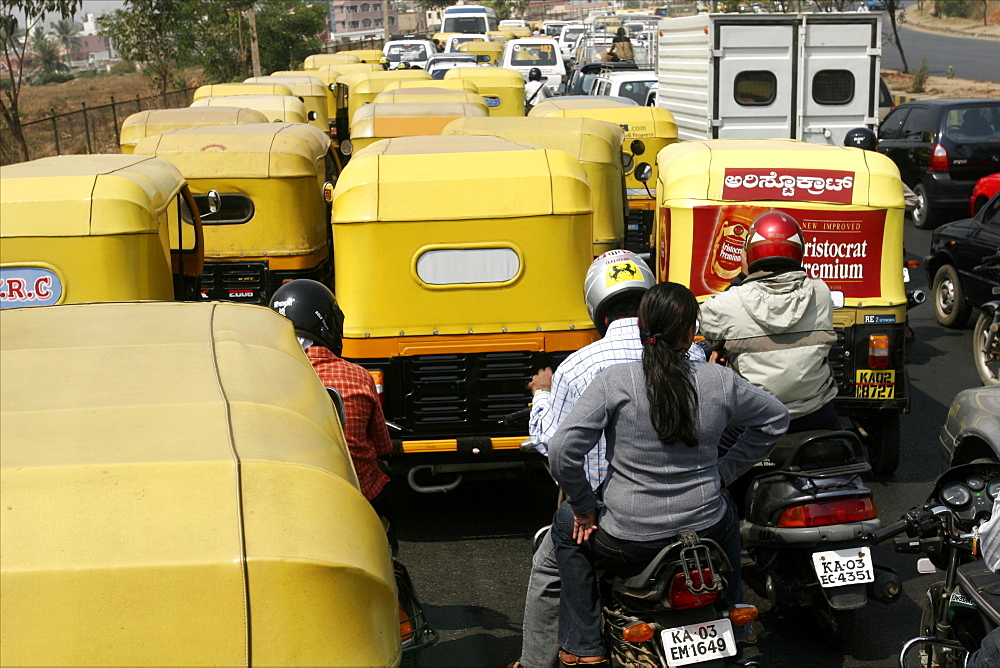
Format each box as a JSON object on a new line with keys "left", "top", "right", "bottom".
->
{"left": 327, "top": 0, "right": 399, "bottom": 41}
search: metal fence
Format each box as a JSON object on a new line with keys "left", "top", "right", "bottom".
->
{"left": 2, "top": 87, "right": 198, "bottom": 166}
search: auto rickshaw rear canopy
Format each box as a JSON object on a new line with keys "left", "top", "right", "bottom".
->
{"left": 383, "top": 78, "right": 481, "bottom": 94}
{"left": 529, "top": 99, "right": 678, "bottom": 140}
{"left": 350, "top": 101, "right": 489, "bottom": 139}
{"left": 244, "top": 74, "right": 327, "bottom": 96}
{"left": 337, "top": 48, "right": 385, "bottom": 64}
{"left": 444, "top": 66, "right": 524, "bottom": 86}
{"left": 192, "top": 82, "right": 294, "bottom": 101}
{"left": 304, "top": 52, "right": 362, "bottom": 68}
{"left": 119, "top": 107, "right": 269, "bottom": 153}
{"left": 0, "top": 301, "right": 397, "bottom": 666}
{"left": 373, "top": 87, "right": 489, "bottom": 111}
{"left": 190, "top": 94, "right": 308, "bottom": 123}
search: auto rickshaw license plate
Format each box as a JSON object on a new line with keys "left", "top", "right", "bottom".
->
{"left": 660, "top": 619, "right": 736, "bottom": 666}
{"left": 855, "top": 369, "right": 895, "bottom": 399}
{"left": 812, "top": 546, "right": 874, "bottom": 588}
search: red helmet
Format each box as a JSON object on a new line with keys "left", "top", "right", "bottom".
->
{"left": 744, "top": 210, "right": 805, "bottom": 272}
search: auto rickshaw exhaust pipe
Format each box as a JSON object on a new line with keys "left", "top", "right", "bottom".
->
{"left": 907, "top": 289, "right": 926, "bottom": 309}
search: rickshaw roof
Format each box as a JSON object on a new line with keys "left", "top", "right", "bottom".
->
{"left": 383, "top": 78, "right": 481, "bottom": 93}
{"left": 657, "top": 139, "right": 904, "bottom": 209}
{"left": 442, "top": 116, "right": 624, "bottom": 164}
{"left": 444, "top": 67, "right": 524, "bottom": 85}
{"left": 132, "top": 123, "right": 329, "bottom": 179}
{"left": 314, "top": 63, "right": 382, "bottom": 80}
{"left": 191, "top": 94, "right": 307, "bottom": 116}
{"left": 244, "top": 75, "right": 326, "bottom": 95}
{"left": 339, "top": 70, "right": 433, "bottom": 93}
{"left": 528, "top": 102, "right": 677, "bottom": 139}
{"left": 0, "top": 154, "right": 186, "bottom": 237}
{"left": 375, "top": 87, "right": 485, "bottom": 102}
{"left": 192, "top": 82, "right": 293, "bottom": 100}
{"left": 338, "top": 48, "right": 389, "bottom": 63}
{"left": 354, "top": 101, "right": 489, "bottom": 121}
{"left": 304, "top": 52, "right": 361, "bottom": 68}
{"left": 333, "top": 135, "right": 591, "bottom": 222}
{"left": 530, "top": 98, "right": 637, "bottom": 113}
{"left": 459, "top": 41, "right": 503, "bottom": 54}
{"left": 119, "top": 107, "right": 268, "bottom": 145}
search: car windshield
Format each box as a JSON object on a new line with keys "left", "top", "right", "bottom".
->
{"left": 944, "top": 105, "right": 1000, "bottom": 141}
{"left": 386, "top": 44, "right": 429, "bottom": 62}
{"left": 562, "top": 28, "right": 584, "bottom": 42}
{"left": 511, "top": 43, "right": 557, "bottom": 66}
{"left": 618, "top": 79, "right": 655, "bottom": 104}
{"left": 443, "top": 17, "right": 485, "bottom": 33}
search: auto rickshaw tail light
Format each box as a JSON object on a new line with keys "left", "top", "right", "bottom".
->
{"left": 928, "top": 143, "right": 950, "bottom": 172}
{"left": 368, "top": 369, "right": 386, "bottom": 406}
{"left": 398, "top": 602, "right": 415, "bottom": 641}
{"left": 622, "top": 622, "right": 655, "bottom": 642}
{"left": 868, "top": 334, "right": 890, "bottom": 369}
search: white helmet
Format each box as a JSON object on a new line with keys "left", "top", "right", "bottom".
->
{"left": 583, "top": 250, "right": 655, "bottom": 335}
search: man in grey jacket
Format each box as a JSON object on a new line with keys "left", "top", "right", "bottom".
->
{"left": 700, "top": 210, "right": 840, "bottom": 432}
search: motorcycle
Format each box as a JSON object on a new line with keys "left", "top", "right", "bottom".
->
{"left": 599, "top": 531, "right": 759, "bottom": 667}
{"left": 871, "top": 462, "right": 1000, "bottom": 667}
{"left": 972, "top": 254, "right": 1000, "bottom": 386}
{"left": 740, "top": 430, "right": 902, "bottom": 646}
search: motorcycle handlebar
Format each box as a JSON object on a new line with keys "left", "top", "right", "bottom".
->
{"left": 871, "top": 518, "right": 910, "bottom": 544}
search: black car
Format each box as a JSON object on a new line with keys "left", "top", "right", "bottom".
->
{"left": 925, "top": 191, "right": 1000, "bottom": 328}
{"left": 878, "top": 99, "right": 1000, "bottom": 228}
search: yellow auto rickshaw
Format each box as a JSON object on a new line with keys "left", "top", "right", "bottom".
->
{"left": 309, "top": 63, "right": 384, "bottom": 142}
{"left": 192, "top": 82, "right": 294, "bottom": 102}
{"left": 190, "top": 94, "right": 308, "bottom": 124}
{"left": 458, "top": 40, "right": 504, "bottom": 65}
{"left": 338, "top": 48, "right": 386, "bottom": 64}
{"left": 372, "top": 87, "right": 489, "bottom": 113}
{"left": 443, "top": 67, "right": 525, "bottom": 117}
{"left": 244, "top": 75, "right": 330, "bottom": 135}
{"left": 118, "top": 106, "right": 269, "bottom": 154}
{"left": 133, "top": 123, "right": 332, "bottom": 305}
{"left": 0, "top": 154, "right": 204, "bottom": 305}
{"left": 655, "top": 139, "right": 907, "bottom": 473}
{"left": 347, "top": 101, "right": 489, "bottom": 154}
{"left": 331, "top": 134, "right": 596, "bottom": 490}
{"left": 0, "top": 301, "right": 399, "bottom": 666}
{"left": 338, "top": 70, "right": 433, "bottom": 135}
{"left": 530, "top": 98, "right": 678, "bottom": 253}
{"left": 383, "top": 78, "right": 482, "bottom": 94}
{"left": 443, "top": 115, "right": 626, "bottom": 256}
{"left": 303, "top": 52, "right": 362, "bottom": 68}
{"left": 486, "top": 30, "right": 509, "bottom": 43}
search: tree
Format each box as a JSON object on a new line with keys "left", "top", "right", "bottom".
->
{"left": 883, "top": 0, "right": 909, "bottom": 73}
{"left": 31, "top": 25, "right": 66, "bottom": 73}
{"left": 50, "top": 17, "right": 80, "bottom": 65}
{"left": 98, "top": 0, "right": 195, "bottom": 97}
{"left": 0, "top": 0, "right": 82, "bottom": 163}
{"left": 254, "top": 0, "right": 326, "bottom": 74}
{"left": 193, "top": 0, "right": 253, "bottom": 83}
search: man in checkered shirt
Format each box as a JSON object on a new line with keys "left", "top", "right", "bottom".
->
{"left": 514, "top": 251, "right": 706, "bottom": 668}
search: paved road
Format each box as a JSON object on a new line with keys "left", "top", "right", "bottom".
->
{"left": 392, "top": 217, "right": 983, "bottom": 667}
{"left": 882, "top": 22, "right": 1000, "bottom": 82}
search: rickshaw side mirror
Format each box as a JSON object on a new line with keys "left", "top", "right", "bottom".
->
{"left": 308, "top": 111, "right": 319, "bottom": 121}
{"left": 830, "top": 291, "right": 845, "bottom": 309}
{"left": 329, "top": 83, "right": 336, "bottom": 91}
{"left": 206, "top": 189, "right": 221, "bottom": 214}
{"left": 340, "top": 139, "right": 354, "bottom": 156}
{"left": 635, "top": 163, "right": 652, "bottom": 183}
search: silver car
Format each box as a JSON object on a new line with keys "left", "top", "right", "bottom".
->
{"left": 939, "top": 386, "right": 1000, "bottom": 467}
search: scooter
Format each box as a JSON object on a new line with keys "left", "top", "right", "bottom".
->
{"left": 871, "top": 462, "right": 1000, "bottom": 667}
{"left": 740, "top": 430, "right": 902, "bottom": 646}
{"left": 971, "top": 254, "right": 1000, "bottom": 386}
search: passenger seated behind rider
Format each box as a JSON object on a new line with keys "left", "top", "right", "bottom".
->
{"left": 269, "top": 280, "right": 394, "bottom": 516}
{"left": 548, "top": 283, "right": 788, "bottom": 665}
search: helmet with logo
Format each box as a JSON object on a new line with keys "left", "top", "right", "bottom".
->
{"left": 379, "top": 56, "right": 390, "bottom": 70}
{"left": 528, "top": 67, "right": 542, "bottom": 81}
{"left": 744, "top": 210, "right": 805, "bottom": 273}
{"left": 843, "top": 127, "right": 877, "bottom": 151}
{"left": 268, "top": 279, "right": 346, "bottom": 356}
{"left": 583, "top": 250, "right": 655, "bottom": 335}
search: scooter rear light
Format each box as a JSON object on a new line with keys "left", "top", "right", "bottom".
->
{"left": 399, "top": 601, "right": 414, "bottom": 641}
{"left": 368, "top": 369, "right": 386, "bottom": 407}
{"left": 669, "top": 568, "right": 721, "bottom": 609}
{"left": 622, "top": 622, "right": 655, "bottom": 642}
{"left": 928, "top": 143, "right": 950, "bottom": 172}
{"left": 868, "top": 334, "right": 890, "bottom": 369}
{"left": 776, "top": 498, "right": 877, "bottom": 528}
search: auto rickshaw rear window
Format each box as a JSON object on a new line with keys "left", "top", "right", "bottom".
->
{"left": 415, "top": 247, "right": 521, "bottom": 286}
{"left": 194, "top": 193, "right": 254, "bottom": 225}
{"left": 812, "top": 70, "right": 855, "bottom": 106}
{"left": 734, "top": 71, "right": 776, "bottom": 106}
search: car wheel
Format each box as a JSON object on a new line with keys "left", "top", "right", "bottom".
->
{"left": 973, "top": 310, "right": 1000, "bottom": 386}
{"left": 912, "top": 183, "right": 937, "bottom": 229}
{"left": 932, "top": 264, "right": 971, "bottom": 328}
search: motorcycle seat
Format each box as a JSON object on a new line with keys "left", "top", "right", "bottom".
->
{"left": 956, "top": 561, "right": 1000, "bottom": 627}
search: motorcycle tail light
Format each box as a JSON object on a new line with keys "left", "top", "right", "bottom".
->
{"left": 669, "top": 568, "right": 721, "bottom": 609}
{"left": 868, "top": 334, "right": 890, "bottom": 369}
{"left": 727, "top": 604, "right": 759, "bottom": 627}
{"left": 622, "top": 622, "right": 655, "bottom": 642}
{"left": 398, "top": 602, "right": 414, "bottom": 641}
{"left": 928, "top": 143, "right": 950, "bottom": 172}
{"left": 368, "top": 369, "right": 386, "bottom": 407}
{"left": 776, "top": 498, "right": 877, "bottom": 528}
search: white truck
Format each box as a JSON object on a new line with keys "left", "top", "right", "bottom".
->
{"left": 656, "top": 12, "right": 882, "bottom": 145}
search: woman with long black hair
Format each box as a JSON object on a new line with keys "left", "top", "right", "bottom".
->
{"left": 548, "top": 282, "right": 788, "bottom": 665}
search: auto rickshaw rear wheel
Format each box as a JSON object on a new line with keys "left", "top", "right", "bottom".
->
{"left": 858, "top": 413, "right": 900, "bottom": 475}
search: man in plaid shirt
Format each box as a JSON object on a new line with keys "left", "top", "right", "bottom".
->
{"left": 270, "top": 280, "right": 393, "bottom": 513}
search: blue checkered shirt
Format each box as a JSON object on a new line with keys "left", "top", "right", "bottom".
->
{"left": 529, "top": 317, "right": 706, "bottom": 491}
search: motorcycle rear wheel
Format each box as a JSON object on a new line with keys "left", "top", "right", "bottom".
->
{"left": 811, "top": 603, "right": 856, "bottom": 647}
{"left": 973, "top": 311, "right": 1000, "bottom": 386}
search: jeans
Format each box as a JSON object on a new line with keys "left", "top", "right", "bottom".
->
{"left": 550, "top": 495, "right": 743, "bottom": 657}
{"left": 519, "top": 528, "right": 561, "bottom": 668}
{"left": 968, "top": 627, "right": 1000, "bottom": 668}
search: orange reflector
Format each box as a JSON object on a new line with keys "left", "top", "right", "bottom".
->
{"left": 868, "top": 334, "right": 890, "bottom": 369}
{"left": 399, "top": 602, "right": 414, "bottom": 641}
{"left": 905, "top": 260, "right": 920, "bottom": 269}
{"left": 622, "top": 622, "right": 655, "bottom": 642}
{"left": 368, "top": 369, "right": 384, "bottom": 393}
{"left": 728, "top": 605, "right": 759, "bottom": 626}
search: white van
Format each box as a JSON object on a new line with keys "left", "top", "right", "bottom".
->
{"left": 440, "top": 4, "right": 499, "bottom": 34}
{"left": 499, "top": 19, "right": 529, "bottom": 28}
{"left": 383, "top": 39, "right": 438, "bottom": 70}
{"left": 557, "top": 24, "right": 586, "bottom": 60}
{"left": 500, "top": 37, "right": 566, "bottom": 94}
{"left": 543, "top": 21, "right": 569, "bottom": 38}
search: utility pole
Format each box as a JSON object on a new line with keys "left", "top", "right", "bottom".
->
{"left": 247, "top": 5, "right": 262, "bottom": 77}
{"left": 383, "top": 0, "right": 391, "bottom": 41}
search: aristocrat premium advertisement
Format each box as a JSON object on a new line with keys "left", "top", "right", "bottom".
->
{"left": 664, "top": 204, "right": 887, "bottom": 298}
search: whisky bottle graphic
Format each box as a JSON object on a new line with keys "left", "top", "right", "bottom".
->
{"left": 704, "top": 206, "right": 753, "bottom": 292}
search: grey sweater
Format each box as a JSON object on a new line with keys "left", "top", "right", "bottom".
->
{"left": 548, "top": 360, "right": 788, "bottom": 541}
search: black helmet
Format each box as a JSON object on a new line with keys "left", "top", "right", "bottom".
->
{"left": 528, "top": 67, "right": 542, "bottom": 81}
{"left": 844, "top": 127, "right": 877, "bottom": 151}
{"left": 269, "top": 280, "right": 346, "bottom": 356}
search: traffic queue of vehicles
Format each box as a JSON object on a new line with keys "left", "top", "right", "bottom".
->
{"left": 1, "top": 4, "right": 998, "bottom": 666}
